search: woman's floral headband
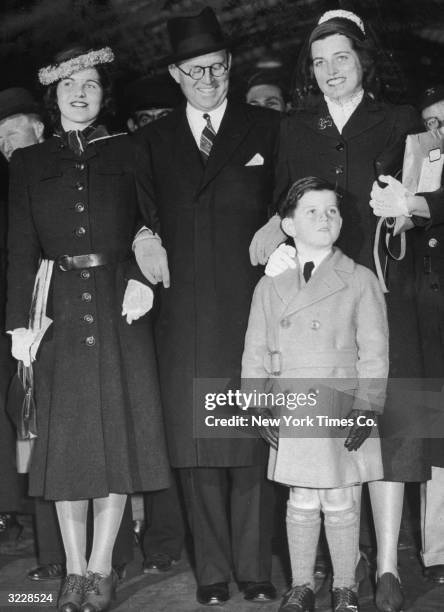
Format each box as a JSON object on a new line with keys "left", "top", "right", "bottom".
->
{"left": 318, "top": 10, "right": 365, "bottom": 34}
{"left": 38, "top": 47, "right": 115, "bottom": 86}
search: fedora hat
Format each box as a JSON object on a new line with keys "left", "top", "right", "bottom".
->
{"left": 0, "top": 87, "right": 40, "bottom": 123}
{"left": 164, "top": 6, "right": 230, "bottom": 65}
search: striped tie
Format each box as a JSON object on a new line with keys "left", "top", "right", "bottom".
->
{"left": 200, "top": 113, "right": 216, "bottom": 162}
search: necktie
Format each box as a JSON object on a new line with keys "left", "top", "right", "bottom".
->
{"left": 200, "top": 113, "right": 216, "bottom": 162}
{"left": 303, "top": 261, "right": 315, "bottom": 283}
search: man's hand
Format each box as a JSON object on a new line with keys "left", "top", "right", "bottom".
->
{"left": 249, "top": 407, "right": 279, "bottom": 450}
{"left": 249, "top": 214, "right": 287, "bottom": 266}
{"left": 265, "top": 244, "right": 296, "bottom": 277}
{"left": 122, "top": 280, "right": 154, "bottom": 324}
{"left": 134, "top": 236, "right": 170, "bottom": 288}
{"left": 344, "top": 409, "right": 376, "bottom": 452}
{"left": 370, "top": 175, "right": 413, "bottom": 217}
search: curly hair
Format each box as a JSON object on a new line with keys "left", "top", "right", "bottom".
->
{"left": 42, "top": 45, "right": 115, "bottom": 130}
{"left": 294, "top": 17, "right": 379, "bottom": 108}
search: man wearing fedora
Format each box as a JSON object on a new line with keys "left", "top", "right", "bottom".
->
{"left": 134, "top": 6, "right": 279, "bottom": 606}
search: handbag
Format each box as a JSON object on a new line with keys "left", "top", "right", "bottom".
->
{"left": 6, "top": 361, "right": 37, "bottom": 441}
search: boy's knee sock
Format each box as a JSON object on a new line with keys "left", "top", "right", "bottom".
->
{"left": 324, "top": 502, "right": 359, "bottom": 589}
{"left": 286, "top": 501, "right": 321, "bottom": 589}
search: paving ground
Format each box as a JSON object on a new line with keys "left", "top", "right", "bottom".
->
{"left": 0, "top": 491, "right": 443, "bottom": 612}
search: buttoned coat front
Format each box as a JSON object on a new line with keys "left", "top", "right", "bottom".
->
{"left": 138, "top": 100, "right": 280, "bottom": 467}
{"left": 6, "top": 133, "right": 170, "bottom": 500}
{"left": 242, "top": 249, "right": 389, "bottom": 487}
{"left": 273, "top": 96, "right": 429, "bottom": 481}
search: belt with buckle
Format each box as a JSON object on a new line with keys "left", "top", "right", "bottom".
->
{"left": 55, "top": 252, "right": 130, "bottom": 272}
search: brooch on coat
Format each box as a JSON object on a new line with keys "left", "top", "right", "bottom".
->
{"left": 318, "top": 115, "right": 333, "bottom": 130}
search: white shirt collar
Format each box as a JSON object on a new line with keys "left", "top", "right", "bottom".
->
{"left": 186, "top": 98, "right": 228, "bottom": 148}
{"left": 296, "top": 247, "right": 332, "bottom": 272}
{"left": 324, "top": 89, "right": 364, "bottom": 134}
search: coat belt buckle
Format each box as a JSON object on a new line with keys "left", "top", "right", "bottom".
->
{"left": 56, "top": 254, "right": 71, "bottom": 271}
{"left": 269, "top": 350, "right": 282, "bottom": 377}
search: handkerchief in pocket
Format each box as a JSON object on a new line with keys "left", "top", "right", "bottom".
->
{"left": 245, "top": 153, "right": 264, "bottom": 166}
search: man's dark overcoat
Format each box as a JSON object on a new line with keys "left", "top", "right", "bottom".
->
{"left": 274, "top": 95, "right": 429, "bottom": 481}
{"left": 138, "top": 100, "right": 280, "bottom": 467}
{"left": 6, "top": 133, "right": 170, "bottom": 500}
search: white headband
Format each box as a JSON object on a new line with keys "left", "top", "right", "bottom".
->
{"left": 318, "top": 10, "right": 365, "bottom": 34}
{"left": 38, "top": 47, "right": 115, "bottom": 86}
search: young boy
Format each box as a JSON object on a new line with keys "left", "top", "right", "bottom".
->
{"left": 241, "top": 177, "right": 388, "bottom": 612}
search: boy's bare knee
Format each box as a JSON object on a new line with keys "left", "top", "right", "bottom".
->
{"left": 289, "top": 487, "right": 320, "bottom": 510}
{"left": 320, "top": 487, "right": 353, "bottom": 512}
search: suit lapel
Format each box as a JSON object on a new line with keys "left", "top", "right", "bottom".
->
{"left": 197, "top": 100, "right": 253, "bottom": 193}
{"left": 273, "top": 250, "right": 349, "bottom": 315}
{"left": 172, "top": 107, "right": 204, "bottom": 188}
{"left": 341, "top": 96, "right": 387, "bottom": 140}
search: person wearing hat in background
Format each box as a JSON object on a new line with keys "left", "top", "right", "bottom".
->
{"left": 133, "top": 6, "right": 279, "bottom": 606}
{"left": 126, "top": 73, "right": 182, "bottom": 132}
{"left": 0, "top": 86, "right": 135, "bottom": 589}
{"left": 125, "top": 72, "right": 186, "bottom": 575}
{"left": 245, "top": 69, "right": 288, "bottom": 113}
{"left": 370, "top": 84, "right": 444, "bottom": 588}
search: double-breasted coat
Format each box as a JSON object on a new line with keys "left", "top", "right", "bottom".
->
{"left": 138, "top": 100, "right": 280, "bottom": 467}
{"left": 242, "top": 249, "right": 388, "bottom": 488}
{"left": 6, "top": 133, "right": 170, "bottom": 500}
{"left": 273, "top": 96, "right": 429, "bottom": 481}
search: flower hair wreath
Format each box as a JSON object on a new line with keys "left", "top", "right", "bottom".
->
{"left": 38, "top": 47, "right": 115, "bottom": 86}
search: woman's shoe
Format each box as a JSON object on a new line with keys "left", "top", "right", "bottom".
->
{"left": 81, "top": 570, "right": 117, "bottom": 612}
{"left": 58, "top": 574, "right": 87, "bottom": 612}
{"left": 375, "top": 573, "right": 404, "bottom": 612}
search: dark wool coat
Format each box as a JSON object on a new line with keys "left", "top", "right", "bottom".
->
{"left": 274, "top": 96, "right": 429, "bottom": 481}
{"left": 413, "top": 182, "right": 444, "bottom": 468}
{"left": 6, "top": 133, "right": 170, "bottom": 501}
{"left": 0, "top": 191, "right": 21, "bottom": 512}
{"left": 138, "top": 100, "right": 280, "bottom": 467}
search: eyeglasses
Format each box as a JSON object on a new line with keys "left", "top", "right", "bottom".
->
{"left": 423, "top": 116, "right": 443, "bottom": 131}
{"left": 176, "top": 62, "right": 228, "bottom": 80}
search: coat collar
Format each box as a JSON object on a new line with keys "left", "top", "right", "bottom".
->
{"left": 299, "top": 94, "right": 388, "bottom": 141}
{"left": 272, "top": 248, "right": 355, "bottom": 315}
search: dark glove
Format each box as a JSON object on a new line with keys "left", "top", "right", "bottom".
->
{"left": 249, "top": 407, "right": 279, "bottom": 450}
{"left": 344, "top": 409, "right": 376, "bottom": 452}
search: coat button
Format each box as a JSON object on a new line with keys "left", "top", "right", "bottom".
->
{"left": 336, "top": 142, "right": 345, "bottom": 152}
{"left": 311, "top": 320, "right": 321, "bottom": 330}
{"left": 75, "top": 226, "right": 86, "bottom": 237}
{"left": 85, "top": 336, "right": 96, "bottom": 346}
{"left": 80, "top": 270, "right": 90, "bottom": 280}
{"left": 280, "top": 318, "right": 291, "bottom": 328}
{"left": 428, "top": 238, "right": 439, "bottom": 248}
{"left": 75, "top": 202, "right": 85, "bottom": 213}
{"left": 81, "top": 292, "right": 92, "bottom": 302}
{"left": 83, "top": 314, "right": 94, "bottom": 324}
{"left": 335, "top": 165, "right": 344, "bottom": 175}
{"left": 76, "top": 182, "right": 85, "bottom": 191}
{"left": 76, "top": 163, "right": 85, "bottom": 171}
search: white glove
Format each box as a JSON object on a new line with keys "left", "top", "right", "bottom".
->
{"left": 8, "top": 328, "right": 36, "bottom": 366}
{"left": 249, "top": 214, "right": 287, "bottom": 266}
{"left": 370, "top": 175, "right": 413, "bottom": 217}
{"left": 134, "top": 233, "right": 170, "bottom": 288}
{"left": 122, "top": 280, "right": 154, "bottom": 324}
{"left": 265, "top": 244, "right": 297, "bottom": 277}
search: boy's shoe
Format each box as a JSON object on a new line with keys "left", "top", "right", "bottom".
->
{"left": 279, "top": 584, "right": 315, "bottom": 611}
{"left": 332, "top": 587, "right": 359, "bottom": 611}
